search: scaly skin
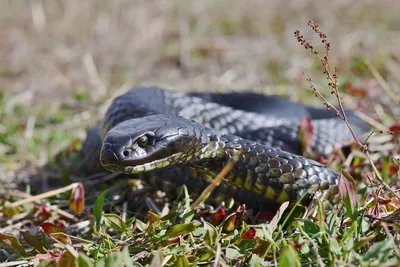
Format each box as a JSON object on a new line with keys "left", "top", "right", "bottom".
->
{"left": 77, "top": 86, "right": 367, "bottom": 209}
{"left": 100, "top": 114, "right": 341, "bottom": 206}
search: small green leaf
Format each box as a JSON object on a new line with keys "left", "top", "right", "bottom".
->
{"left": 357, "top": 240, "right": 394, "bottom": 263}
{"left": 361, "top": 218, "right": 369, "bottom": 233}
{"left": 279, "top": 245, "right": 301, "bottom": 267}
{"left": 203, "top": 221, "right": 218, "bottom": 247}
{"left": 343, "top": 236, "right": 354, "bottom": 253}
{"left": 226, "top": 248, "right": 242, "bottom": 260}
{"left": 222, "top": 213, "right": 236, "bottom": 233}
{"left": 135, "top": 219, "right": 147, "bottom": 232}
{"left": 329, "top": 237, "right": 341, "bottom": 254}
{"left": 249, "top": 254, "right": 263, "bottom": 267}
{"left": 104, "top": 252, "right": 124, "bottom": 267}
{"left": 302, "top": 220, "right": 320, "bottom": 236}
{"left": 199, "top": 250, "right": 215, "bottom": 261}
{"left": 164, "top": 223, "right": 198, "bottom": 238}
{"left": 126, "top": 217, "right": 135, "bottom": 228}
{"left": 93, "top": 189, "right": 108, "bottom": 229}
{"left": 341, "top": 220, "right": 357, "bottom": 252}
{"left": 95, "top": 258, "right": 105, "bottom": 267}
{"left": 175, "top": 255, "right": 190, "bottom": 267}
{"left": 75, "top": 252, "right": 93, "bottom": 267}
{"left": 103, "top": 213, "right": 126, "bottom": 233}
{"left": 182, "top": 185, "right": 191, "bottom": 210}
{"left": 122, "top": 247, "right": 134, "bottom": 267}
{"left": 20, "top": 231, "right": 47, "bottom": 254}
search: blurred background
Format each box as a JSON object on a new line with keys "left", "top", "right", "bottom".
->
{"left": 0, "top": 0, "right": 399, "bottom": 171}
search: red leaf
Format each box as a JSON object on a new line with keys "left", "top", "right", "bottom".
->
{"left": 161, "top": 236, "right": 181, "bottom": 246}
{"left": 298, "top": 117, "right": 313, "bottom": 155}
{"left": 210, "top": 207, "right": 226, "bottom": 226}
{"left": 344, "top": 82, "right": 367, "bottom": 98}
{"left": 241, "top": 227, "right": 256, "bottom": 240}
{"left": 389, "top": 164, "right": 398, "bottom": 175}
{"left": 41, "top": 222, "right": 71, "bottom": 245}
{"left": 294, "top": 242, "right": 304, "bottom": 250}
{"left": 234, "top": 205, "right": 246, "bottom": 228}
{"left": 38, "top": 205, "right": 52, "bottom": 220}
{"left": 389, "top": 123, "right": 400, "bottom": 133}
{"left": 69, "top": 183, "right": 85, "bottom": 216}
{"left": 318, "top": 157, "right": 328, "bottom": 165}
{"left": 377, "top": 197, "right": 392, "bottom": 205}
{"left": 256, "top": 210, "right": 276, "bottom": 223}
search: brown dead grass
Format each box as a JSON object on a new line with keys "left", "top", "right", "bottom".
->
{"left": 1, "top": 0, "right": 399, "bottom": 100}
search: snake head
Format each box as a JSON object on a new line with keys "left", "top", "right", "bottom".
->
{"left": 100, "top": 114, "right": 217, "bottom": 174}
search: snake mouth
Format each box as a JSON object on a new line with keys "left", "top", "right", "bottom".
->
{"left": 101, "top": 151, "right": 184, "bottom": 174}
{"left": 122, "top": 152, "right": 184, "bottom": 173}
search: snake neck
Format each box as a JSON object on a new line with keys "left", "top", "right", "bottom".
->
{"left": 191, "top": 134, "right": 253, "bottom": 175}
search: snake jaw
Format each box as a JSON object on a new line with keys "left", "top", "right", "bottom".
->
{"left": 122, "top": 152, "right": 184, "bottom": 173}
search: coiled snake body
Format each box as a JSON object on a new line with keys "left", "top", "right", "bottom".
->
{"left": 80, "top": 87, "right": 368, "bottom": 209}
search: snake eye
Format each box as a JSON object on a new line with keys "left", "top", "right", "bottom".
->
{"left": 122, "top": 149, "right": 131, "bottom": 157}
{"left": 137, "top": 135, "right": 148, "bottom": 148}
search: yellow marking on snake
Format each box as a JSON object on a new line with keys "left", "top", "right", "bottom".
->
{"left": 264, "top": 186, "right": 276, "bottom": 200}
{"left": 243, "top": 174, "right": 253, "bottom": 191}
{"left": 234, "top": 177, "right": 243, "bottom": 187}
{"left": 253, "top": 182, "right": 264, "bottom": 195}
{"left": 276, "top": 191, "right": 289, "bottom": 204}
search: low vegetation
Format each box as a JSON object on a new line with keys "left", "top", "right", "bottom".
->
{"left": 1, "top": 2, "right": 400, "bottom": 266}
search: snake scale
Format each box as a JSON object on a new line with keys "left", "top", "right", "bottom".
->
{"left": 79, "top": 86, "right": 369, "bottom": 210}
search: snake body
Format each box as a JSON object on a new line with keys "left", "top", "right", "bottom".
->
{"left": 80, "top": 87, "right": 368, "bottom": 208}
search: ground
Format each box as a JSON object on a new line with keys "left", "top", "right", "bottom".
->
{"left": 1, "top": 1, "right": 400, "bottom": 266}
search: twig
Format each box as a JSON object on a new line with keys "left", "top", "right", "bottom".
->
{"left": 8, "top": 183, "right": 79, "bottom": 208}
{"left": 302, "top": 71, "right": 365, "bottom": 147}
{"left": 213, "top": 243, "right": 222, "bottom": 267}
{"left": 295, "top": 20, "right": 400, "bottom": 200}
{"left": 190, "top": 162, "right": 234, "bottom": 210}
{"left": 5, "top": 189, "right": 78, "bottom": 221}
{"left": 0, "top": 261, "right": 30, "bottom": 267}
{"left": 365, "top": 59, "right": 400, "bottom": 104}
{"left": 353, "top": 110, "right": 388, "bottom": 132}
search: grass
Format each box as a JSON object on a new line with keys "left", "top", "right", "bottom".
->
{"left": 1, "top": 1, "right": 400, "bottom": 266}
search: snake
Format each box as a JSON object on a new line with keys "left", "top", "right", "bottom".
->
{"left": 79, "top": 86, "right": 369, "bottom": 210}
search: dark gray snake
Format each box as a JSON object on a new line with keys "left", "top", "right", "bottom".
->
{"left": 79, "top": 87, "right": 369, "bottom": 209}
